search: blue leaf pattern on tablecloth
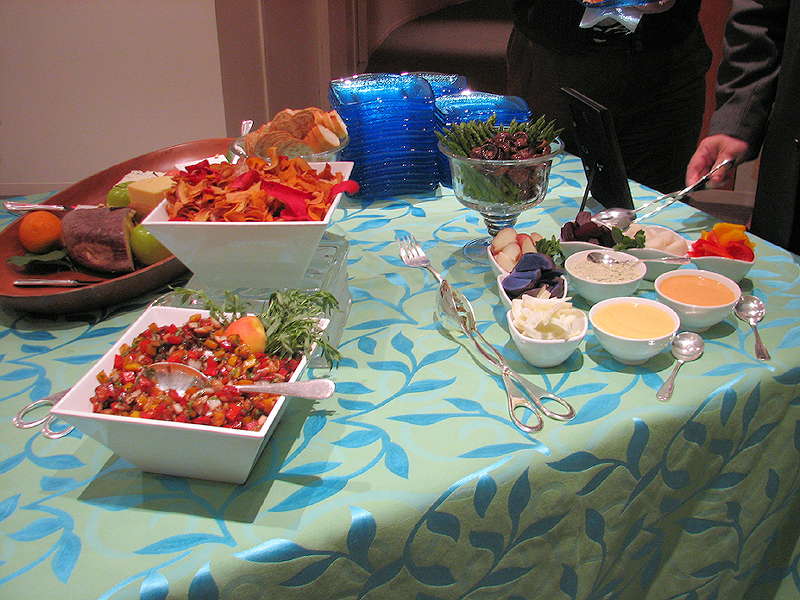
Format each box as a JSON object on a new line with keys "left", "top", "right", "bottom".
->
{"left": 4, "top": 164, "right": 800, "bottom": 600}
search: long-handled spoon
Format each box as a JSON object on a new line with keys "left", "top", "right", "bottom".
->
{"left": 734, "top": 296, "right": 770, "bottom": 361}
{"left": 656, "top": 332, "right": 704, "bottom": 402}
{"left": 586, "top": 252, "right": 691, "bottom": 266}
{"left": 591, "top": 159, "right": 734, "bottom": 229}
{"left": 139, "top": 362, "right": 335, "bottom": 399}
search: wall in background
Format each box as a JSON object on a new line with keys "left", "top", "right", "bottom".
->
{"left": 0, "top": 0, "right": 227, "bottom": 195}
{"left": 0, "top": 0, "right": 363, "bottom": 196}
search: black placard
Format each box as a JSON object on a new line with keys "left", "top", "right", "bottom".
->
{"left": 561, "top": 87, "right": 634, "bottom": 210}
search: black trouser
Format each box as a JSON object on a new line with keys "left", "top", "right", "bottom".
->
{"left": 506, "top": 25, "right": 712, "bottom": 193}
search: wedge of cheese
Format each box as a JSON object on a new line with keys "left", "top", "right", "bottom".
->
{"left": 127, "top": 176, "right": 175, "bottom": 219}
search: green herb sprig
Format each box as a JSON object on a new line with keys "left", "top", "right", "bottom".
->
{"left": 611, "top": 227, "right": 646, "bottom": 251}
{"left": 171, "top": 287, "right": 342, "bottom": 365}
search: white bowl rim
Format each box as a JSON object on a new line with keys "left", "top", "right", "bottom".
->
{"left": 565, "top": 249, "right": 647, "bottom": 284}
{"left": 653, "top": 268, "right": 742, "bottom": 309}
{"left": 690, "top": 254, "right": 754, "bottom": 266}
{"left": 589, "top": 296, "right": 680, "bottom": 342}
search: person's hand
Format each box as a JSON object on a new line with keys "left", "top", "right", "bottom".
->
{"left": 686, "top": 134, "right": 750, "bottom": 187}
{"left": 634, "top": 0, "right": 677, "bottom": 14}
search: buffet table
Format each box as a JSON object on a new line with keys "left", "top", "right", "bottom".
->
{"left": 3, "top": 153, "right": 800, "bottom": 600}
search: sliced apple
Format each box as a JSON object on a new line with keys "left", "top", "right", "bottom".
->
{"left": 491, "top": 227, "right": 518, "bottom": 254}
{"left": 517, "top": 233, "right": 537, "bottom": 255}
{"left": 495, "top": 251, "right": 518, "bottom": 273}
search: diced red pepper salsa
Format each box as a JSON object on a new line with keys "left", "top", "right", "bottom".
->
{"left": 89, "top": 314, "right": 301, "bottom": 431}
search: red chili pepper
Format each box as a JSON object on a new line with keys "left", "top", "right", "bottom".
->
{"left": 226, "top": 404, "right": 242, "bottom": 421}
{"left": 330, "top": 180, "right": 360, "bottom": 196}
{"left": 120, "top": 370, "right": 137, "bottom": 384}
{"left": 204, "top": 361, "right": 218, "bottom": 377}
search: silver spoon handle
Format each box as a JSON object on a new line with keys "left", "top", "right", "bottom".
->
{"left": 656, "top": 360, "right": 684, "bottom": 402}
{"left": 234, "top": 378, "right": 335, "bottom": 399}
{"left": 751, "top": 325, "right": 771, "bottom": 361}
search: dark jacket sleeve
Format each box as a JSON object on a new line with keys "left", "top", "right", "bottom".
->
{"left": 709, "top": 0, "right": 790, "bottom": 160}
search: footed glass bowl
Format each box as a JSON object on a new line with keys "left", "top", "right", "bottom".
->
{"left": 439, "top": 139, "right": 563, "bottom": 264}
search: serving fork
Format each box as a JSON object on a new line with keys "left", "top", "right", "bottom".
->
{"left": 396, "top": 234, "right": 575, "bottom": 432}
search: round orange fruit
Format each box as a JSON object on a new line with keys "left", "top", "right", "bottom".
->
{"left": 18, "top": 210, "right": 63, "bottom": 254}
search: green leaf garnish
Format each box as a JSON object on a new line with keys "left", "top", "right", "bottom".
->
{"left": 170, "top": 287, "right": 342, "bottom": 365}
{"left": 611, "top": 227, "right": 646, "bottom": 251}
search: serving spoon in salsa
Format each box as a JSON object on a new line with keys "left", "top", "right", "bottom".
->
{"left": 140, "top": 362, "right": 335, "bottom": 400}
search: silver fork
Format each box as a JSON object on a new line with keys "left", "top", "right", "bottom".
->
{"left": 397, "top": 235, "right": 444, "bottom": 283}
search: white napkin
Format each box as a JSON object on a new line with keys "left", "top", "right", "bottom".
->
{"left": 580, "top": 7, "right": 642, "bottom": 33}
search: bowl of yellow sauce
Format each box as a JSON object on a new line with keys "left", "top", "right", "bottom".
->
{"left": 654, "top": 269, "right": 741, "bottom": 332}
{"left": 589, "top": 297, "right": 680, "bottom": 365}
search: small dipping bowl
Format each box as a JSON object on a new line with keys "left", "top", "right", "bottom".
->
{"left": 497, "top": 273, "right": 568, "bottom": 310}
{"left": 564, "top": 249, "right": 646, "bottom": 305}
{"left": 506, "top": 306, "right": 588, "bottom": 368}
{"left": 654, "top": 269, "right": 741, "bottom": 332}
{"left": 689, "top": 255, "right": 754, "bottom": 284}
{"left": 589, "top": 297, "right": 680, "bottom": 365}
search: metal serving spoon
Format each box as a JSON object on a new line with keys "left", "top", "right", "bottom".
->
{"left": 586, "top": 252, "right": 691, "bottom": 266}
{"left": 139, "top": 362, "right": 335, "bottom": 399}
{"left": 656, "top": 332, "right": 704, "bottom": 402}
{"left": 734, "top": 296, "right": 770, "bottom": 361}
{"left": 437, "top": 281, "right": 575, "bottom": 433}
{"left": 591, "top": 159, "right": 734, "bottom": 230}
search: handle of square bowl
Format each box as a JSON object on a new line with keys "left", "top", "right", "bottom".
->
{"left": 13, "top": 392, "right": 74, "bottom": 439}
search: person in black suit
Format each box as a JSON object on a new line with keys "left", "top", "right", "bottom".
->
{"left": 507, "top": 0, "right": 711, "bottom": 193}
{"left": 686, "top": 0, "right": 800, "bottom": 255}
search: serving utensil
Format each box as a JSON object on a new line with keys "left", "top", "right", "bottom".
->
{"left": 656, "top": 332, "right": 704, "bottom": 402}
{"left": 734, "top": 295, "right": 770, "bottom": 361}
{"left": 591, "top": 159, "right": 734, "bottom": 230}
{"left": 14, "top": 278, "right": 103, "bottom": 287}
{"left": 586, "top": 252, "right": 691, "bottom": 266}
{"left": 13, "top": 362, "right": 335, "bottom": 441}
{"left": 4, "top": 201, "right": 100, "bottom": 215}
{"left": 139, "top": 362, "right": 335, "bottom": 399}
{"left": 397, "top": 234, "right": 575, "bottom": 432}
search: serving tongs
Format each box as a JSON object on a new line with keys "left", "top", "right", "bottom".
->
{"left": 397, "top": 234, "right": 574, "bottom": 433}
{"left": 591, "top": 158, "right": 734, "bottom": 230}
{"left": 437, "top": 281, "right": 575, "bottom": 432}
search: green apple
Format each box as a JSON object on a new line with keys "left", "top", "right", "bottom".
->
{"left": 129, "top": 224, "right": 171, "bottom": 265}
{"left": 107, "top": 182, "right": 130, "bottom": 207}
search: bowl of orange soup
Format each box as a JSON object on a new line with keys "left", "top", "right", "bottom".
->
{"left": 589, "top": 297, "right": 680, "bottom": 365}
{"left": 654, "top": 269, "right": 741, "bottom": 332}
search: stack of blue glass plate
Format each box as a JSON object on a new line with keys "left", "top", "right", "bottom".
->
{"left": 435, "top": 91, "right": 532, "bottom": 186}
{"left": 329, "top": 73, "right": 439, "bottom": 199}
{"left": 409, "top": 72, "right": 467, "bottom": 98}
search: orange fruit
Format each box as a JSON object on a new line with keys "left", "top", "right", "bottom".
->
{"left": 18, "top": 210, "right": 63, "bottom": 254}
